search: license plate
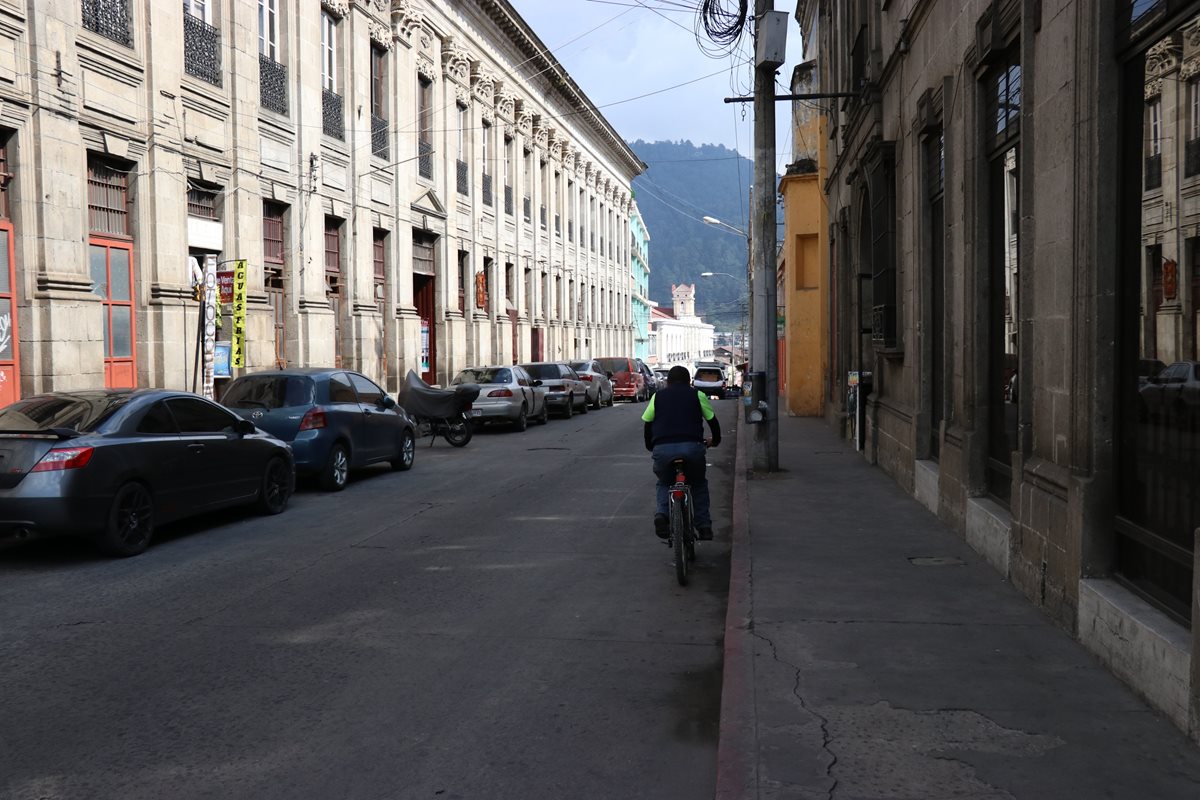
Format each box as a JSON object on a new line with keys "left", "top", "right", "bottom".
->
{"left": 469, "top": 409, "right": 483, "bottom": 417}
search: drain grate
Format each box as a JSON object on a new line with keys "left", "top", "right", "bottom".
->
{"left": 907, "top": 556, "right": 967, "bottom": 567}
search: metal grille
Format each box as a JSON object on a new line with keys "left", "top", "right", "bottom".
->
{"left": 504, "top": 185, "right": 513, "bottom": 215}
{"left": 1145, "top": 153, "right": 1163, "bottom": 190}
{"left": 259, "top": 55, "right": 288, "bottom": 114}
{"left": 82, "top": 0, "right": 131, "bottom": 47}
{"left": 184, "top": 12, "right": 222, "bottom": 87}
{"left": 482, "top": 173, "right": 493, "bottom": 206}
{"left": 456, "top": 159, "right": 469, "bottom": 195}
{"left": 263, "top": 202, "right": 285, "bottom": 264}
{"left": 322, "top": 89, "right": 344, "bottom": 140}
{"left": 371, "top": 114, "right": 389, "bottom": 159}
{"left": 187, "top": 187, "right": 217, "bottom": 219}
{"left": 418, "top": 141, "right": 433, "bottom": 179}
{"left": 87, "top": 158, "right": 129, "bottom": 236}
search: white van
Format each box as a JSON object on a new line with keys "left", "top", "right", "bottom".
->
{"left": 693, "top": 362, "right": 727, "bottom": 399}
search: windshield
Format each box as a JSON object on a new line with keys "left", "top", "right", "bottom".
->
{"left": 522, "top": 364, "right": 561, "bottom": 380}
{"left": 596, "top": 358, "right": 630, "bottom": 375}
{"left": 569, "top": 362, "right": 590, "bottom": 372}
{"left": 454, "top": 368, "right": 511, "bottom": 385}
{"left": 0, "top": 393, "right": 129, "bottom": 433}
{"left": 695, "top": 369, "right": 724, "bottom": 382}
{"left": 222, "top": 376, "right": 315, "bottom": 409}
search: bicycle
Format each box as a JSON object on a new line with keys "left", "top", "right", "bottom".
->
{"left": 667, "top": 457, "right": 698, "bottom": 586}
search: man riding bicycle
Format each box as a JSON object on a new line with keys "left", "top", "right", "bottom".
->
{"left": 642, "top": 365, "right": 721, "bottom": 541}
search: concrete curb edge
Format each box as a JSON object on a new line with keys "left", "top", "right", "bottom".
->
{"left": 715, "top": 409, "right": 756, "bottom": 799}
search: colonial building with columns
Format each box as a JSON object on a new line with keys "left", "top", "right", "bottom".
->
{"left": 0, "top": 0, "right": 642, "bottom": 403}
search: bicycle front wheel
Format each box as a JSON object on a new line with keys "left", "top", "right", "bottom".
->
{"left": 671, "top": 497, "right": 689, "bottom": 586}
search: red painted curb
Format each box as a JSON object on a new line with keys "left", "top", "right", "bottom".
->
{"left": 715, "top": 410, "right": 756, "bottom": 799}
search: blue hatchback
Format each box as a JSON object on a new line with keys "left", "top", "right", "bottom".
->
{"left": 221, "top": 368, "right": 417, "bottom": 491}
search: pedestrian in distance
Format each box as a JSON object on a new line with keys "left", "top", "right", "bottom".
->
{"left": 641, "top": 365, "right": 721, "bottom": 541}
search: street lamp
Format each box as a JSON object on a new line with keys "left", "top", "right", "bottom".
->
{"left": 702, "top": 216, "right": 748, "bottom": 237}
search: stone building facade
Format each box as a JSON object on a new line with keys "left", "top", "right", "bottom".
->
{"left": 630, "top": 200, "right": 651, "bottom": 363}
{"left": 795, "top": 0, "right": 1200, "bottom": 741}
{"left": 648, "top": 283, "right": 714, "bottom": 370}
{"left": 0, "top": 0, "right": 641, "bottom": 402}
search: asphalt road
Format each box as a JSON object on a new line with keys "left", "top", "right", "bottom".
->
{"left": 0, "top": 397, "right": 737, "bottom": 800}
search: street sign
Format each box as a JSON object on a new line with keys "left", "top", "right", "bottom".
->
{"left": 231, "top": 260, "right": 247, "bottom": 368}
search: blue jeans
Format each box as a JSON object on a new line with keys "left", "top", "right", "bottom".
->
{"left": 652, "top": 441, "right": 710, "bottom": 528}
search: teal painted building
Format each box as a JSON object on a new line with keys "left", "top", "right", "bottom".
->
{"left": 630, "top": 201, "right": 652, "bottom": 362}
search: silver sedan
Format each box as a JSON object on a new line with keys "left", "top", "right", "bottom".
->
{"left": 569, "top": 360, "right": 615, "bottom": 409}
{"left": 451, "top": 365, "right": 548, "bottom": 431}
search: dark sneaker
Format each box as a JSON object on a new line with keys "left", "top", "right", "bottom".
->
{"left": 654, "top": 514, "right": 669, "bottom": 539}
{"left": 697, "top": 526, "right": 714, "bottom": 541}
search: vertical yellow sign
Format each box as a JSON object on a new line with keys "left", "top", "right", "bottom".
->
{"left": 232, "top": 260, "right": 247, "bottom": 368}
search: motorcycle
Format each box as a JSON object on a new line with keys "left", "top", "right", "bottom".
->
{"left": 398, "top": 370, "right": 480, "bottom": 447}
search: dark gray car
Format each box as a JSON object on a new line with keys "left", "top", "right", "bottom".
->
{"left": 0, "top": 389, "right": 294, "bottom": 557}
{"left": 222, "top": 368, "right": 417, "bottom": 491}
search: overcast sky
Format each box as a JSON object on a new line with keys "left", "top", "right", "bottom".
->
{"left": 508, "top": 1, "right": 803, "bottom": 174}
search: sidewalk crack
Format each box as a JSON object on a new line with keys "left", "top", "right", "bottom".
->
{"left": 750, "top": 626, "right": 839, "bottom": 800}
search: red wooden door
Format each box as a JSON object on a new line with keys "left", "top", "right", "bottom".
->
{"left": 0, "top": 222, "right": 18, "bottom": 405}
{"left": 90, "top": 238, "right": 136, "bottom": 388}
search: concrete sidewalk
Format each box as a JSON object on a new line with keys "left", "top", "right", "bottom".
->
{"left": 717, "top": 414, "right": 1200, "bottom": 799}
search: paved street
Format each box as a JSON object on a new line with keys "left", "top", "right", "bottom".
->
{"left": 0, "top": 400, "right": 737, "bottom": 800}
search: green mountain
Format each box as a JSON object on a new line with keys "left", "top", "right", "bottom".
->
{"left": 629, "top": 140, "right": 765, "bottom": 332}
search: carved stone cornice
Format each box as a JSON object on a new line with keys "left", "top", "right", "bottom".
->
{"left": 1146, "top": 77, "right": 1163, "bottom": 99}
{"left": 516, "top": 103, "right": 534, "bottom": 137}
{"left": 533, "top": 124, "right": 550, "bottom": 149}
{"left": 453, "top": 84, "right": 470, "bottom": 106}
{"left": 442, "top": 38, "right": 472, "bottom": 86}
{"left": 496, "top": 88, "right": 516, "bottom": 122}
{"left": 369, "top": 20, "right": 393, "bottom": 49}
{"left": 322, "top": 0, "right": 350, "bottom": 19}
{"left": 416, "top": 52, "right": 436, "bottom": 81}
{"left": 549, "top": 136, "right": 564, "bottom": 160}
{"left": 471, "top": 65, "right": 496, "bottom": 106}
{"left": 1147, "top": 36, "right": 1181, "bottom": 78}
{"left": 393, "top": 0, "right": 426, "bottom": 46}
{"left": 1183, "top": 58, "right": 1200, "bottom": 81}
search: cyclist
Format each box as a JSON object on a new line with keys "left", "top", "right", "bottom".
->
{"left": 642, "top": 365, "right": 721, "bottom": 541}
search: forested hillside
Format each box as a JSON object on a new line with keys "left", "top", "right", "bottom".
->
{"left": 629, "top": 139, "right": 770, "bottom": 332}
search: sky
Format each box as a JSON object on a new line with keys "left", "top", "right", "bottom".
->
{"left": 508, "top": 1, "right": 804, "bottom": 175}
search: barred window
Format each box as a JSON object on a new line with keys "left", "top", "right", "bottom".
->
{"left": 324, "top": 218, "right": 341, "bottom": 274}
{"left": 187, "top": 184, "right": 218, "bottom": 219}
{"left": 87, "top": 156, "right": 130, "bottom": 236}
{"left": 263, "top": 202, "right": 285, "bottom": 264}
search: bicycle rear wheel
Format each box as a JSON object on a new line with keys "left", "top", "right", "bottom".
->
{"left": 671, "top": 497, "right": 688, "bottom": 586}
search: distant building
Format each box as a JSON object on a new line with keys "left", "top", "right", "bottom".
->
{"left": 630, "top": 201, "right": 652, "bottom": 361}
{"left": 650, "top": 284, "right": 714, "bottom": 371}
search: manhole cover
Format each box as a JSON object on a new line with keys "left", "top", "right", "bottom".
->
{"left": 907, "top": 556, "right": 966, "bottom": 567}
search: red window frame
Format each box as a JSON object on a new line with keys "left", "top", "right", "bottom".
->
{"left": 0, "top": 141, "right": 19, "bottom": 404}
{"left": 88, "top": 156, "right": 135, "bottom": 387}
{"left": 90, "top": 238, "right": 136, "bottom": 388}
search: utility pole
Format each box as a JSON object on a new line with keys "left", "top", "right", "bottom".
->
{"left": 752, "top": 0, "right": 781, "bottom": 471}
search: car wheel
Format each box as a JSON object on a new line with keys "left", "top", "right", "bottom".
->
{"left": 258, "top": 456, "right": 292, "bottom": 515}
{"left": 320, "top": 442, "right": 350, "bottom": 491}
{"left": 538, "top": 402, "right": 550, "bottom": 425}
{"left": 590, "top": 389, "right": 601, "bottom": 410}
{"left": 391, "top": 428, "right": 416, "bottom": 471}
{"left": 513, "top": 405, "right": 529, "bottom": 432}
{"left": 579, "top": 393, "right": 589, "bottom": 414}
{"left": 606, "top": 389, "right": 614, "bottom": 407}
{"left": 563, "top": 395, "right": 574, "bottom": 419}
{"left": 98, "top": 482, "right": 155, "bottom": 557}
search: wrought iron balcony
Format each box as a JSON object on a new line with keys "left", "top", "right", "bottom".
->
{"left": 259, "top": 55, "right": 287, "bottom": 114}
{"left": 523, "top": 196, "right": 531, "bottom": 221}
{"left": 1145, "top": 153, "right": 1162, "bottom": 190}
{"left": 371, "top": 114, "right": 389, "bottom": 159}
{"left": 418, "top": 141, "right": 433, "bottom": 179}
{"left": 323, "top": 89, "right": 344, "bottom": 140}
{"left": 456, "top": 159, "right": 469, "bottom": 195}
{"left": 82, "top": 0, "right": 131, "bottom": 47}
{"left": 1187, "top": 138, "right": 1200, "bottom": 177}
{"left": 184, "top": 13, "right": 222, "bottom": 87}
{"left": 504, "top": 185, "right": 514, "bottom": 215}
{"left": 482, "top": 173, "right": 493, "bottom": 206}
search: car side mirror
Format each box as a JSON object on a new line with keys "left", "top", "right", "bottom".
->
{"left": 381, "top": 395, "right": 397, "bottom": 409}
{"left": 234, "top": 418, "right": 257, "bottom": 436}
{"left": 606, "top": 372, "right": 614, "bottom": 379}
{"left": 533, "top": 379, "right": 543, "bottom": 387}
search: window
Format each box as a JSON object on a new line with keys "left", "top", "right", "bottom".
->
{"left": 567, "top": 179, "right": 575, "bottom": 241}
{"left": 540, "top": 160, "right": 548, "bottom": 229}
{"left": 263, "top": 202, "right": 287, "bottom": 367}
{"left": 167, "top": 397, "right": 237, "bottom": 434}
{"left": 373, "top": 229, "right": 387, "bottom": 317}
{"left": 183, "top": 0, "right": 221, "bottom": 86}
{"left": 503, "top": 136, "right": 513, "bottom": 215}
{"left": 88, "top": 155, "right": 135, "bottom": 388}
{"left": 1146, "top": 98, "right": 1163, "bottom": 189}
{"left": 321, "top": 12, "right": 337, "bottom": 92}
{"left": 327, "top": 372, "right": 356, "bottom": 403}
{"left": 82, "top": 0, "right": 132, "bottom": 47}
{"left": 137, "top": 402, "right": 177, "bottom": 435}
{"left": 348, "top": 373, "right": 385, "bottom": 406}
{"left": 325, "top": 217, "right": 343, "bottom": 366}
{"left": 370, "top": 47, "right": 388, "bottom": 159}
{"left": 481, "top": 121, "right": 493, "bottom": 207}
{"left": 554, "top": 171, "right": 561, "bottom": 236}
{"left": 187, "top": 184, "right": 218, "bottom": 219}
{"left": 258, "top": 0, "right": 286, "bottom": 113}
{"left": 458, "top": 249, "right": 469, "bottom": 313}
{"left": 456, "top": 104, "right": 469, "bottom": 195}
{"left": 418, "top": 76, "right": 433, "bottom": 179}
{"left": 523, "top": 149, "right": 533, "bottom": 220}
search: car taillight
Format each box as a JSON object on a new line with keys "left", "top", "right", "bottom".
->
{"left": 299, "top": 408, "right": 326, "bottom": 430}
{"left": 579, "top": 374, "right": 593, "bottom": 382}
{"left": 488, "top": 388, "right": 514, "bottom": 397}
{"left": 31, "top": 446, "right": 95, "bottom": 472}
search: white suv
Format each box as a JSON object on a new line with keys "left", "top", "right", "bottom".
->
{"left": 693, "top": 363, "right": 727, "bottom": 399}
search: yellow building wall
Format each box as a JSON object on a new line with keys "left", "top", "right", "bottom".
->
{"left": 779, "top": 119, "right": 828, "bottom": 416}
